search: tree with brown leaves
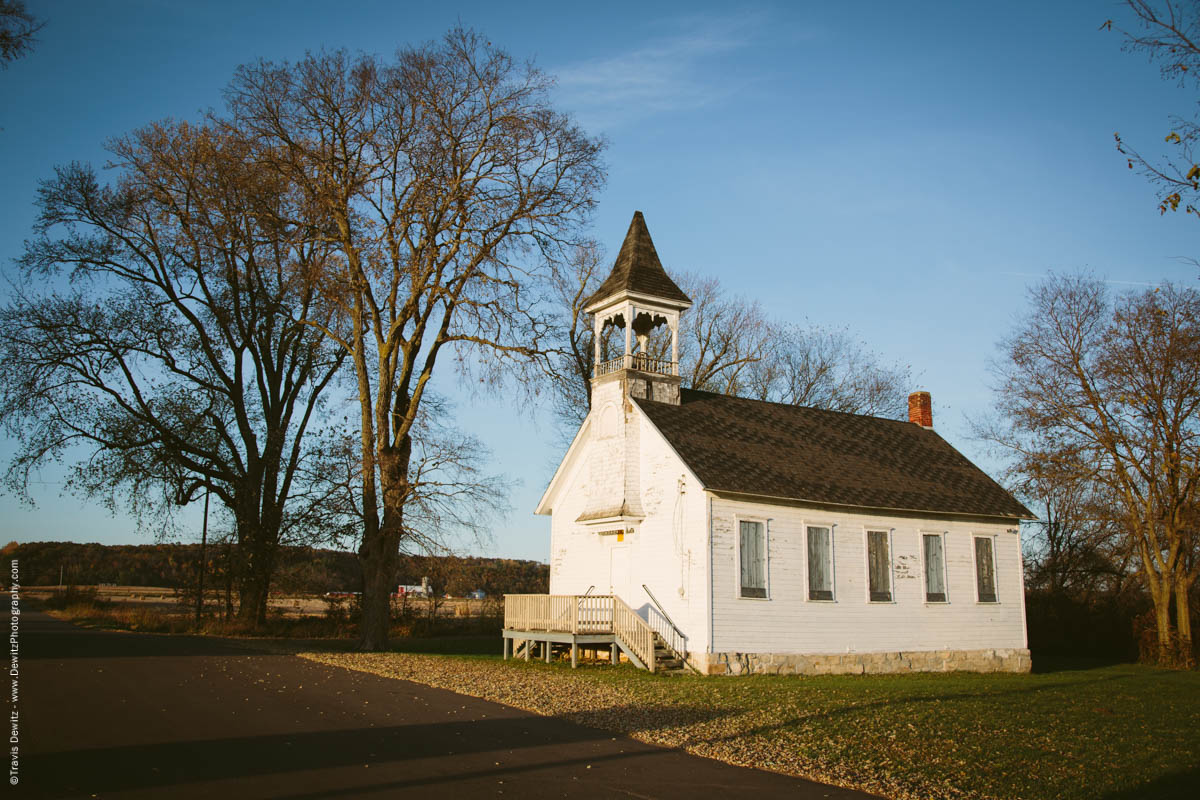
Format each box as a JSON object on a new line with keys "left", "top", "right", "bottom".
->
{"left": 1111, "top": 1, "right": 1200, "bottom": 221}
{"left": 226, "top": 30, "right": 605, "bottom": 650}
{"left": 983, "top": 275, "right": 1200, "bottom": 666}
{"left": 0, "top": 122, "right": 346, "bottom": 623}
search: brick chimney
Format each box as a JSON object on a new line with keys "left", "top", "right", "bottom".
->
{"left": 908, "top": 391, "right": 933, "bottom": 429}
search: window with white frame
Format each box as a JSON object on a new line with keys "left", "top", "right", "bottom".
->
{"left": 739, "top": 520, "right": 767, "bottom": 598}
{"left": 866, "top": 530, "right": 891, "bottom": 602}
{"left": 923, "top": 533, "right": 947, "bottom": 602}
{"left": 807, "top": 525, "right": 834, "bottom": 600}
{"left": 974, "top": 536, "right": 998, "bottom": 603}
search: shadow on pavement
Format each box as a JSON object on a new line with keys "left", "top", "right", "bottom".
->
{"left": 23, "top": 613, "right": 274, "bottom": 659}
{"left": 27, "top": 716, "right": 615, "bottom": 797}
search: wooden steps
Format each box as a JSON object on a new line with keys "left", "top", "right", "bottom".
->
{"left": 502, "top": 592, "right": 691, "bottom": 674}
{"left": 652, "top": 633, "right": 688, "bottom": 674}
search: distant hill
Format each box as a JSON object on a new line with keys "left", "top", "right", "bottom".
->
{"left": 3, "top": 541, "right": 548, "bottom": 596}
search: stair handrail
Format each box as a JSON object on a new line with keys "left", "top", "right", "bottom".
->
{"left": 641, "top": 584, "right": 680, "bottom": 632}
{"left": 642, "top": 584, "right": 689, "bottom": 661}
{"left": 612, "top": 594, "right": 656, "bottom": 672}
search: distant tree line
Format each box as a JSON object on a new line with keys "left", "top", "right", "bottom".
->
{"left": 3, "top": 541, "right": 547, "bottom": 597}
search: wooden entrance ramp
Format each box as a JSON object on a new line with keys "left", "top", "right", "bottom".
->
{"left": 502, "top": 593, "right": 688, "bottom": 674}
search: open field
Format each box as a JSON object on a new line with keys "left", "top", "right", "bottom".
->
{"left": 26, "top": 584, "right": 495, "bottom": 620}
{"left": 303, "top": 645, "right": 1200, "bottom": 800}
{"left": 33, "top": 587, "right": 499, "bottom": 641}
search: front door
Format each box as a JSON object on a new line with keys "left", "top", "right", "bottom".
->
{"left": 609, "top": 546, "right": 629, "bottom": 599}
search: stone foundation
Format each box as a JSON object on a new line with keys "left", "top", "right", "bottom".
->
{"left": 692, "top": 647, "right": 1032, "bottom": 676}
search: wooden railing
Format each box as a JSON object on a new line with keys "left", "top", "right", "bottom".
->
{"left": 575, "top": 594, "right": 614, "bottom": 633}
{"left": 613, "top": 594, "right": 656, "bottom": 673}
{"left": 595, "top": 357, "right": 625, "bottom": 377}
{"left": 594, "top": 354, "right": 676, "bottom": 378}
{"left": 630, "top": 353, "right": 673, "bottom": 375}
{"left": 505, "top": 593, "right": 657, "bottom": 672}
{"left": 504, "top": 594, "right": 614, "bottom": 634}
{"left": 642, "top": 584, "right": 688, "bottom": 662}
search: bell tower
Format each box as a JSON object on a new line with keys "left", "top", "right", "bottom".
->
{"left": 574, "top": 211, "right": 691, "bottom": 531}
{"left": 585, "top": 211, "right": 691, "bottom": 407}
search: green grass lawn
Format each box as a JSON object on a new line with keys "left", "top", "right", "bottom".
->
{"left": 627, "top": 661, "right": 1199, "bottom": 800}
{"left": 321, "top": 643, "right": 1200, "bottom": 800}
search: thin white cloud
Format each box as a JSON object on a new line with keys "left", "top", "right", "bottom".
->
{"left": 552, "top": 14, "right": 765, "bottom": 130}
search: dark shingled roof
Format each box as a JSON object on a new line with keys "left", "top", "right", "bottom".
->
{"left": 585, "top": 211, "right": 691, "bottom": 308}
{"left": 634, "top": 389, "right": 1032, "bottom": 519}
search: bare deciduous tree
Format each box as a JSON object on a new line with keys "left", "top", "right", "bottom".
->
{"left": 743, "top": 323, "right": 911, "bottom": 418}
{"left": 981, "top": 274, "right": 1200, "bottom": 666}
{"left": 226, "top": 30, "right": 605, "bottom": 649}
{"left": 0, "top": 122, "right": 345, "bottom": 623}
{"left": 1004, "top": 457, "right": 1133, "bottom": 600}
{"left": 671, "top": 273, "right": 774, "bottom": 395}
{"left": 0, "top": 0, "right": 41, "bottom": 67}
{"left": 1111, "top": 1, "right": 1200, "bottom": 221}
{"left": 544, "top": 242, "right": 608, "bottom": 430}
{"left": 303, "top": 394, "right": 512, "bottom": 561}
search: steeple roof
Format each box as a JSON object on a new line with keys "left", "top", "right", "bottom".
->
{"left": 584, "top": 211, "right": 691, "bottom": 308}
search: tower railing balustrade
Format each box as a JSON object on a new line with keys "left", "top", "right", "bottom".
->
{"left": 594, "top": 353, "right": 677, "bottom": 377}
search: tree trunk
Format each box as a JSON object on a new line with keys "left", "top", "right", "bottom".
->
{"left": 1151, "top": 580, "right": 1176, "bottom": 666}
{"left": 1175, "top": 575, "right": 1195, "bottom": 669}
{"left": 237, "top": 577, "right": 267, "bottom": 625}
{"left": 235, "top": 524, "right": 278, "bottom": 626}
{"left": 358, "top": 530, "right": 399, "bottom": 650}
{"left": 358, "top": 443, "right": 408, "bottom": 651}
{"left": 224, "top": 540, "right": 234, "bottom": 622}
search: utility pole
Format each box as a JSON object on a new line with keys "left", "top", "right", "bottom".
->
{"left": 195, "top": 488, "right": 209, "bottom": 624}
{"left": 224, "top": 537, "right": 234, "bottom": 621}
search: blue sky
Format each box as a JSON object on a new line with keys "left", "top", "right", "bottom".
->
{"left": 1, "top": 1, "right": 1196, "bottom": 561}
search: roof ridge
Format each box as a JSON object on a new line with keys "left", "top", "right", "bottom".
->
{"left": 667, "top": 386, "right": 917, "bottom": 427}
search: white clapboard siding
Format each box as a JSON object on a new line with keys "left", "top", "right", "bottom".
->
{"left": 708, "top": 496, "right": 1027, "bottom": 654}
{"left": 546, "top": 390, "right": 710, "bottom": 654}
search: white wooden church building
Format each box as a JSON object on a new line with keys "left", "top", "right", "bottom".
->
{"left": 505, "top": 211, "right": 1033, "bottom": 675}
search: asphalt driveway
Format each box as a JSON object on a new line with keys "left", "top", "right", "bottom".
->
{"left": 16, "top": 610, "right": 878, "bottom": 799}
